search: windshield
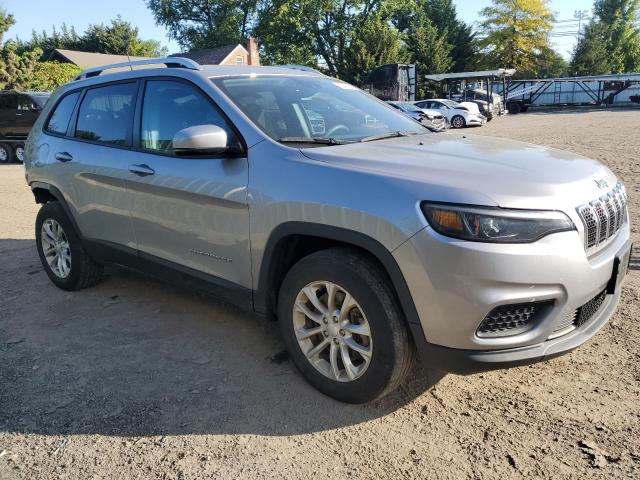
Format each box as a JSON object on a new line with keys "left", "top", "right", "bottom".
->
{"left": 212, "top": 75, "right": 427, "bottom": 143}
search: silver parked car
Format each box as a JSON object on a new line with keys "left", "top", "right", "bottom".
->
{"left": 387, "top": 101, "right": 448, "bottom": 131}
{"left": 24, "top": 59, "right": 632, "bottom": 403}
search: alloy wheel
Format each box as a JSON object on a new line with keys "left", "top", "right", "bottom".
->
{"left": 0, "top": 146, "right": 7, "bottom": 162}
{"left": 293, "top": 281, "right": 373, "bottom": 382}
{"left": 41, "top": 219, "right": 72, "bottom": 278}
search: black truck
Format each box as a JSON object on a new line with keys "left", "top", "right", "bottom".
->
{"left": 0, "top": 91, "right": 50, "bottom": 163}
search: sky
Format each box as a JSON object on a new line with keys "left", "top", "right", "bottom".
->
{"left": 3, "top": 0, "right": 595, "bottom": 59}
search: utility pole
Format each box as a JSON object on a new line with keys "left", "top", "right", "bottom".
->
{"left": 574, "top": 10, "right": 590, "bottom": 37}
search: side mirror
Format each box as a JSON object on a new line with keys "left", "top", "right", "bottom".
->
{"left": 173, "top": 125, "right": 229, "bottom": 156}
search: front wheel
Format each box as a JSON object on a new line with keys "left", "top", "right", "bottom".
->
{"left": 451, "top": 115, "right": 466, "bottom": 128}
{"left": 14, "top": 143, "right": 25, "bottom": 163}
{"left": 278, "top": 247, "right": 414, "bottom": 403}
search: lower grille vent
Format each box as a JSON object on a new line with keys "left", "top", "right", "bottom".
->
{"left": 477, "top": 301, "right": 554, "bottom": 338}
{"left": 575, "top": 289, "right": 607, "bottom": 328}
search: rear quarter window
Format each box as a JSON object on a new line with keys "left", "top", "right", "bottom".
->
{"left": 46, "top": 92, "right": 80, "bottom": 135}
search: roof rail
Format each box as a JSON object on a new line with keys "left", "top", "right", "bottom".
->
{"left": 74, "top": 57, "right": 201, "bottom": 80}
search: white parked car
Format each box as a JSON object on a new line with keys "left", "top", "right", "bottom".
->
{"left": 413, "top": 99, "right": 486, "bottom": 128}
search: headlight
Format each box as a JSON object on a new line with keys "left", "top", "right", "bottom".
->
{"left": 421, "top": 203, "right": 575, "bottom": 243}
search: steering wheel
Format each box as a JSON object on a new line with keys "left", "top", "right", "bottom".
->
{"left": 325, "top": 124, "right": 349, "bottom": 137}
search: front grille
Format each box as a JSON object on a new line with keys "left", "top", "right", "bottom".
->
{"left": 575, "top": 289, "right": 607, "bottom": 327}
{"left": 577, "top": 182, "right": 627, "bottom": 251}
{"left": 477, "top": 301, "right": 554, "bottom": 337}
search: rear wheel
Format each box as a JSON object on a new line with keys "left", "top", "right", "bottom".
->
{"left": 451, "top": 115, "right": 466, "bottom": 128}
{"left": 0, "top": 143, "right": 13, "bottom": 163}
{"left": 14, "top": 143, "right": 24, "bottom": 163}
{"left": 36, "top": 201, "right": 104, "bottom": 291}
{"left": 278, "top": 248, "right": 414, "bottom": 403}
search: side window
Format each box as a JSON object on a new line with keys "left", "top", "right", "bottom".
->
{"left": 75, "top": 83, "right": 137, "bottom": 146}
{"left": 140, "top": 80, "right": 239, "bottom": 154}
{"left": 17, "top": 95, "right": 35, "bottom": 111}
{"left": 0, "top": 94, "right": 17, "bottom": 111}
{"left": 46, "top": 92, "right": 80, "bottom": 135}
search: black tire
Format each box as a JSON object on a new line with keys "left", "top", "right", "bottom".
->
{"left": 451, "top": 115, "right": 466, "bottom": 128}
{"left": 507, "top": 103, "right": 521, "bottom": 114}
{"left": 35, "top": 201, "right": 104, "bottom": 291}
{"left": 278, "top": 247, "right": 414, "bottom": 404}
{"left": 0, "top": 143, "right": 13, "bottom": 163}
{"left": 13, "top": 143, "right": 25, "bottom": 163}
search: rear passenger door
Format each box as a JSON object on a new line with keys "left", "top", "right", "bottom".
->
{"left": 50, "top": 82, "right": 139, "bottom": 249}
{"left": 125, "top": 78, "right": 251, "bottom": 290}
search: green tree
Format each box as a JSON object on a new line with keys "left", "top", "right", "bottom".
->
{"left": 145, "top": 0, "right": 257, "bottom": 50}
{"left": 0, "top": 9, "right": 41, "bottom": 90}
{"left": 571, "top": 22, "right": 612, "bottom": 75}
{"left": 27, "top": 61, "right": 82, "bottom": 91}
{"left": 18, "top": 24, "right": 82, "bottom": 55}
{"left": 18, "top": 17, "right": 166, "bottom": 57}
{"left": 406, "top": 15, "right": 453, "bottom": 96}
{"left": 255, "top": 0, "right": 406, "bottom": 80}
{"left": 394, "top": 0, "right": 477, "bottom": 73}
{"left": 81, "top": 16, "right": 167, "bottom": 56}
{"left": 343, "top": 15, "right": 409, "bottom": 85}
{"left": 419, "top": 0, "right": 477, "bottom": 72}
{"left": 571, "top": 0, "right": 640, "bottom": 75}
{"left": 479, "top": 0, "right": 555, "bottom": 73}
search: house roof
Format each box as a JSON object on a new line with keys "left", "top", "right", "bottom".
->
{"left": 170, "top": 45, "right": 247, "bottom": 65}
{"left": 52, "top": 49, "right": 151, "bottom": 68}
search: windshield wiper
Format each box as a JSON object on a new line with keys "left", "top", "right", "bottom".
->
{"left": 359, "top": 131, "right": 419, "bottom": 143}
{"left": 278, "top": 136, "right": 348, "bottom": 145}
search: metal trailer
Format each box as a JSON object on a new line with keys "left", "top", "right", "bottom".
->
{"left": 495, "top": 73, "right": 640, "bottom": 113}
{"left": 362, "top": 64, "right": 417, "bottom": 102}
{"left": 424, "top": 69, "right": 516, "bottom": 120}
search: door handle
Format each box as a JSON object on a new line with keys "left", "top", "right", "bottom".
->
{"left": 128, "top": 164, "right": 155, "bottom": 176}
{"left": 54, "top": 152, "right": 73, "bottom": 162}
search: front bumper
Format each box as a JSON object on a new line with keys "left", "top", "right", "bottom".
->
{"left": 467, "top": 115, "right": 486, "bottom": 126}
{"left": 408, "top": 287, "right": 620, "bottom": 374}
{"left": 393, "top": 221, "right": 630, "bottom": 369}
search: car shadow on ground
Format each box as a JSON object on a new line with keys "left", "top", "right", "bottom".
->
{"left": 0, "top": 239, "right": 444, "bottom": 438}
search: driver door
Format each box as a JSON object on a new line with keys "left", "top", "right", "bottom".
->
{"left": 125, "top": 79, "right": 251, "bottom": 292}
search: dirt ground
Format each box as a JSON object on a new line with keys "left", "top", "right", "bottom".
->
{"left": 1, "top": 108, "right": 639, "bottom": 480}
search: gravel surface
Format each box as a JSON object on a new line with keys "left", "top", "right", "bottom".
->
{"left": 1, "top": 109, "right": 639, "bottom": 479}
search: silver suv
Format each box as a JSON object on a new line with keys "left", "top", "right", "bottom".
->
{"left": 24, "top": 58, "right": 632, "bottom": 403}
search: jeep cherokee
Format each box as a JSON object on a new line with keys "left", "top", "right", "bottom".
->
{"left": 24, "top": 59, "right": 632, "bottom": 403}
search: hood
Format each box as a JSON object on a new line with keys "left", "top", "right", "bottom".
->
{"left": 300, "top": 133, "right": 617, "bottom": 210}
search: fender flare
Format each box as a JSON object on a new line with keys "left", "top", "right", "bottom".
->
{"left": 30, "top": 181, "right": 84, "bottom": 239}
{"left": 255, "top": 222, "right": 423, "bottom": 331}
